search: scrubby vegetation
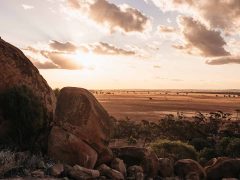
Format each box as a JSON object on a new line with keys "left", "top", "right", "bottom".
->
{"left": 0, "top": 86, "right": 46, "bottom": 150}
{"left": 150, "top": 139, "right": 198, "bottom": 160}
{"left": 112, "top": 111, "right": 240, "bottom": 164}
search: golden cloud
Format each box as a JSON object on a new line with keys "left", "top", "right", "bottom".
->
{"left": 174, "top": 16, "right": 230, "bottom": 57}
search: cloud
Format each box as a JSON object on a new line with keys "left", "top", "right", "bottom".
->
{"left": 66, "top": 0, "right": 150, "bottom": 33}
{"left": 174, "top": 16, "right": 230, "bottom": 57}
{"left": 23, "top": 40, "right": 139, "bottom": 69}
{"left": 22, "top": 4, "right": 34, "bottom": 10}
{"left": 91, "top": 42, "right": 135, "bottom": 56}
{"left": 41, "top": 51, "right": 83, "bottom": 70}
{"left": 27, "top": 56, "right": 59, "bottom": 69}
{"left": 23, "top": 43, "right": 82, "bottom": 70}
{"left": 206, "top": 56, "right": 240, "bottom": 65}
{"left": 33, "top": 61, "right": 59, "bottom": 69}
{"left": 153, "top": 65, "right": 161, "bottom": 68}
{"left": 149, "top": 0, "right": 240, "bottom": 33}
{"left": 158, "top": 25, "right": 176, "bottom": 33}
{"left": 49, "top": 40, "right": 77, "bottom": 52}
{"left": 171, "top": 78, "right": 183, "bottom": 82}
{"left": 67, "top": 0, "right": 81, "bottom": 9}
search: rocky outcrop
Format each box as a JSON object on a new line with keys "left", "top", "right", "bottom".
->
{"left": 65, "top": 164, "right": 100, "bottom": 180}
{"left": 49, "top": 164, "right": 64, "bottom": 177}
{"left": 97, "top": 164, "right": 124, "bottom": 180}
{"left": 0, "top": 38, "right": 56, "bottom": 148}
{"left": 174, "top": 159, "right": 206, "bottom": 180}
{"left": 48, "top": 87, "right": 114, "bottom": 168}
{"left": 205, "top": 158, "right": 240, "bottom": 180}
{"left": 0, "top": 38, "right": 55, "bottom": 125}
{"left": 111, "top": 146, "right": 159, "bottom": 178}
{"left": 111, "top": 158, "right": 127, "bottom": 177}
{"left": 48, "top": 126, "right": 98, "bottom": 168}
{"left": 127, "top": 165, "right": 144, "bottom": 180}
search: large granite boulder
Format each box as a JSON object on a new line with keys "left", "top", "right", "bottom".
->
{"left": 0, "top": 38, "right": 56, "bottom": 149}
{"left": 48, "top": 87, "right": 113, "bottom": 168}
{"left": 205, "top": 158, "right": 240, "bottom": 180}
{"left": 48, "top": 126, "right": 98, "bottom": 168}
{"left": 111, "top": 146, "right": 159, "bottom": 178}
{"left": 0, "top": 38, "right": 55, "bottom": 124}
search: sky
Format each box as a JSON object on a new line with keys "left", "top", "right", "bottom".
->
{"left": 1, "top": 0, "right": 240, "bottom": 89}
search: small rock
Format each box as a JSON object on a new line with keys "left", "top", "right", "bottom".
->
{"left": 31, "top": 169, "right": 45, "bottom": 178}
{"left": 50, "top": 163, "right": 64, "bottom": 177}
{"left": 158, "top": 158, "right": 174, "bottom": 177}
{"left": 66, "top": 164, "right": 100, "bottom": 180}
{"left": 127, "top": 165, "right": 144, "bottom": 180}
{"left": 111, "top": 158, "right": 127, "bottom": 177}
{"left": 98, "top": 164, "right": 124, "bottom": 180}
{"left": 186, "top": 172, "right": 200, "bottom": 180}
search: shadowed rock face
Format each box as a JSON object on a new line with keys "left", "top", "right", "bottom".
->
{"left": 0, "top": 38, "right": 56, "bottom": 149}
{"left": 205, "top": 158, "right": 240, "bottom": 180}
{"left": 111, "top": 146, "right": 159, "bottom": 178}
{"left": 174, "top": 159, "right": 206, "bottom": 180}
{"left": 0, "top": 38, "right": 56, "bottom": 124}
{"left": 48, "top": 87, "right": 114, "bottom": 168}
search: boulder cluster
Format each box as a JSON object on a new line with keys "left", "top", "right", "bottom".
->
{"left": 0, "top": 38, "right": 240, "bottom": 179}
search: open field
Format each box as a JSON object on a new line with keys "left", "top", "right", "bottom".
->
{"left": 93, "top": 90, "right": 240, "bottom": 121}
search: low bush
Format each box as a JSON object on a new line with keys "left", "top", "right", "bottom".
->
{"left": 199, "top": 148, "right": 217, "bottom": 164}
{"left": 150, "top": 139, "right": 198, "bottom": 160}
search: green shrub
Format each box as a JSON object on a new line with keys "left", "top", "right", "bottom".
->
{"left": 150, "top": 139, "right": 198, "bottom": 160}
{"left": 127, "top": 136, "right": 137, "bottom": 145}
{"left": 199, "top": 148, "right": 217, "bottom": 164}
{"left": 0, "top": 86, "right": 45, "bottom": 150}
{"left": 226, "top": 138, "right": 240, "bottom": 157}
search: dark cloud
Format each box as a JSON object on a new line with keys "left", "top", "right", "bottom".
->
{"left": 91, "top": 42, "right": 135, "bottom": 56}
{"left": 89, "top": 0, "right": 149, "bottom": 32}
{"left": 156, "top": 0, "right": 240, "bottom": 32}
{"left": 206, "top": 56, "right": 240, "bottom": 65}
{"left": 175, "top": 16, "right": 230, "bottom": 57}
{"left": 158, "top": 25, "right": 176, "bottom": 33}
{"left": 49, "top": 40, "right": 77, "bottom": 52}
{"left": 67, "top": 0, "right": 150, "bottom": 33}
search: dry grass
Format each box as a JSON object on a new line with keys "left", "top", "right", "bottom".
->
{"left": 94, "top": 91, "right": 240, "bottom": 121}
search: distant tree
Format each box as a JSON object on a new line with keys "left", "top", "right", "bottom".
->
{"left": 53, "top": 88, "right": 60, "bottom": 98}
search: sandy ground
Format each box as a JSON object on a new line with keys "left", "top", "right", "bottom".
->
{"left": 94, "top": 91, "right": 240, "bottom": 121}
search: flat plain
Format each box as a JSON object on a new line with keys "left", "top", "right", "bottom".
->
{"left": 94, "top": 90, "right": 240, "bottom": 121}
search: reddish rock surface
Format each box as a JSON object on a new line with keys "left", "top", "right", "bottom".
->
{"left": 48, "top": 87, "right": 113, "bottom": 168}
{"left": 0, "top": 38, "right": 56, "bottom": 123}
